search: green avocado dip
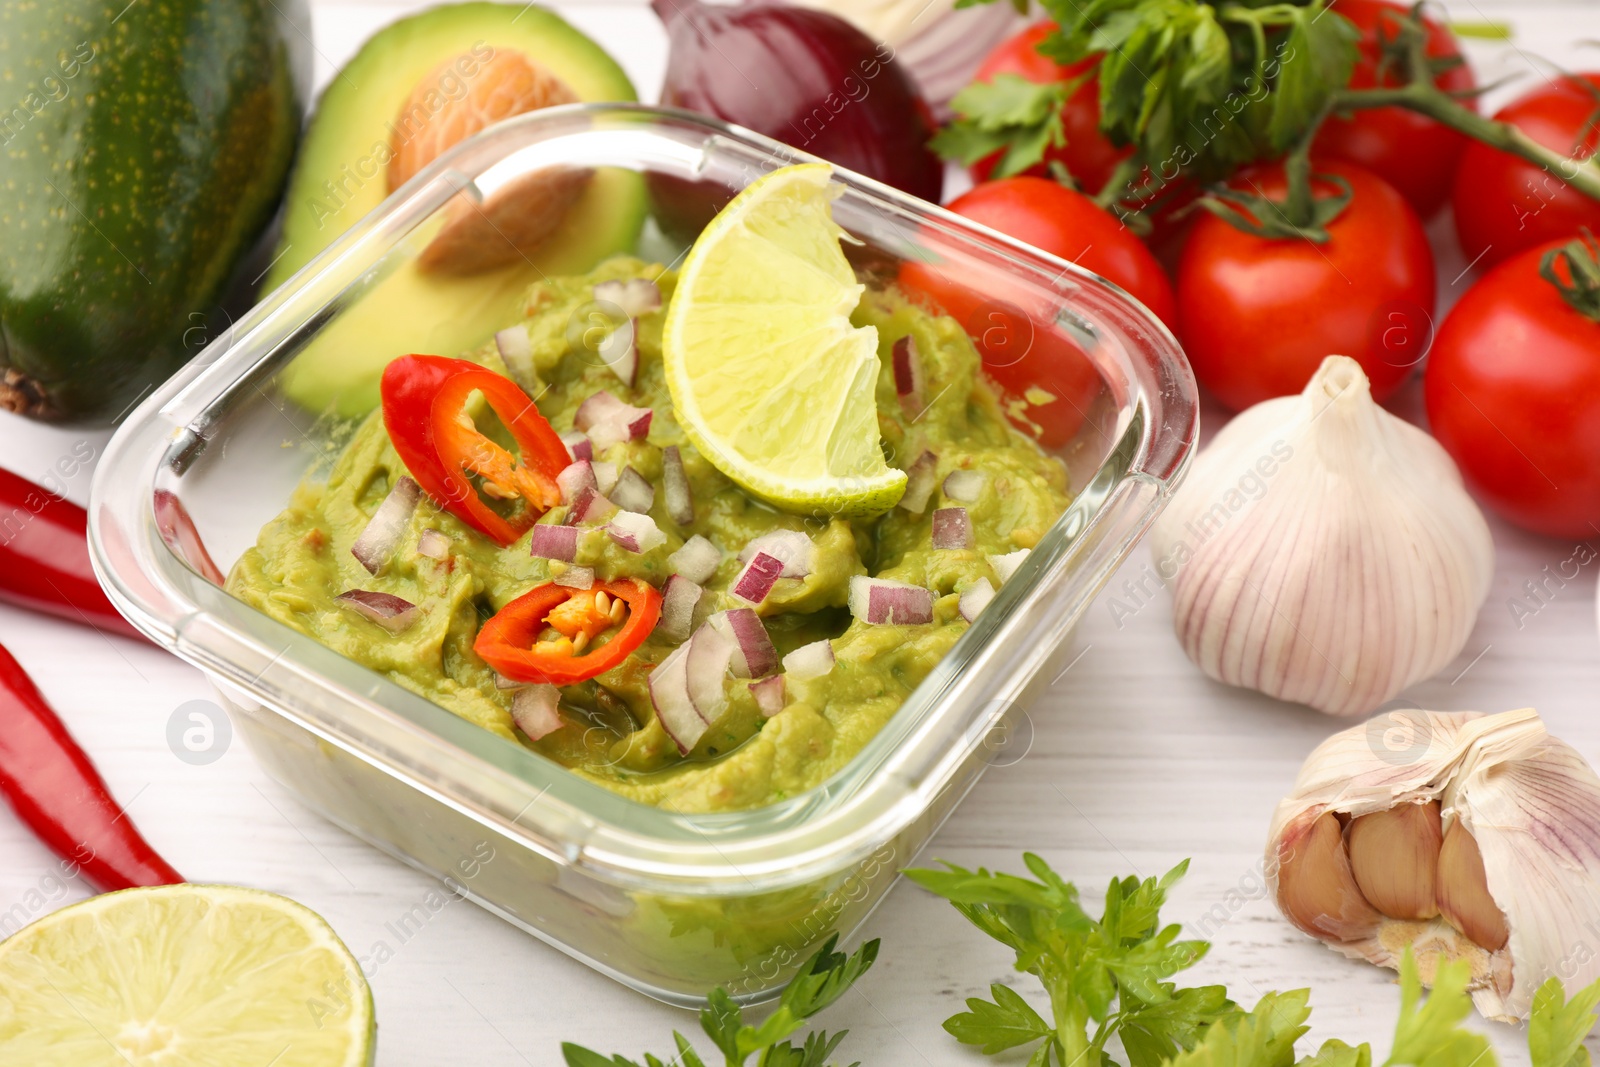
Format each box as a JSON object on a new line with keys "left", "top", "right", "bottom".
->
{"left": 227, "top": 257, "right": 1070, "bottom": 813}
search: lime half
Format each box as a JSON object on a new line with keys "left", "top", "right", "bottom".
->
{"left": 663, "top": 163, "right": 906, "bottom": 516}
{"left": 0, "top": 884, "right": 375, "bottom": 1066}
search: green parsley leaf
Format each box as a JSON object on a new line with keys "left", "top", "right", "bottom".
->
{"left": 932, "top": 75, "right": 1069, "bottom": 178}
{"left": 1298, "top": 1040, "right": 1374, "bottom": 1067}
{"left": 1119, "top": 983, "right": 1240, "bottom": 1067}
{"left": 1383, "top": 951, "right": 1495, "bottom": 1067}
{"left": 1164, "top": 989, "right": 1314, "bottom": 1067}
{"left": 945, "top": 983, "right": 1055, "bottom": 1055}
{"left": 1528, "top": 976, "right": 1600, "bottom": 1067}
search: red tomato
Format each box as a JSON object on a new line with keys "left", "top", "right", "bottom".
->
{"left": 1314, "top": 0, "right": 1475, "bottom": 218}
{"left": 1424, "top": 239, "right": 1600, "bottom": 538}
{"left": 968, "top": 22, "right": 1129, "bottom": 195}
{"left": 1176, "top": 159, "right": 1435, "bottom": 411}
{"left": 1452, "top": 73, "right": 1600, "bottom": 272}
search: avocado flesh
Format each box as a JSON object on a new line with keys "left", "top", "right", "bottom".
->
{"left": 269, "top": 2, "right": 645, "bottom": 417}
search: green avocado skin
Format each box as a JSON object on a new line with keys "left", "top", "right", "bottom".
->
{"left": 0, "top": 0, "right": 308, "bottom": 422}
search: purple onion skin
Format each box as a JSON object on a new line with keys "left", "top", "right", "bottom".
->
{"left": 651, "top": 0, "right": 943, "bottom": 242}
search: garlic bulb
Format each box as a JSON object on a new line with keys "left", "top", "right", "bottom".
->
{"left": 1149, "top": 356, "right": 1493, "bottom": 717}
{"left": 1266, "top": 706, "right": 1600, "bottom": 1022}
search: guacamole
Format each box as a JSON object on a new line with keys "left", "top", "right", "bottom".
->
{"left": 228, "top": 258, "right": 1070, "bottom": 813}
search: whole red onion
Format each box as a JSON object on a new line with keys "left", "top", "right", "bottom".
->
{"left": 653, "top": 0, "right": 943, "bottom": 210}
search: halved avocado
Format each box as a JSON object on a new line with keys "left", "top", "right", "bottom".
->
{"left": 270, "top": 2, "right": 644, "bottom": 416}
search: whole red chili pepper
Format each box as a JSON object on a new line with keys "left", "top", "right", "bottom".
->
{"left": 0, "top": 643, "right": 184, "bottom": 891}
{"left": 0, "top": 467, "right": 144, "bottom": 640}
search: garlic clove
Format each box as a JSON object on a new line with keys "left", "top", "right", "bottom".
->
{"left": 1436, "top": 820, "right": 1509, "bottom": 951}
{"left": 1275, "top": 811, "right": 1382, "bottom": 941}
{"left": 1149, "top": 356, "right": 1492, "bottom": 718}
{"left": 1347, "top": 801, "right": 1441, "bottom": 922}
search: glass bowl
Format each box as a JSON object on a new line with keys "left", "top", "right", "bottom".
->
{"left": 89, "top": 104, "right": 1197, "bottom": 1006}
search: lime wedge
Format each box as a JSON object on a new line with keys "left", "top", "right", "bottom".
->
{"left": 0, "top": 884, "right": 375, "bottom": 1066}
{"left": 663, "top": 163, "right": 906, "bottom": 516}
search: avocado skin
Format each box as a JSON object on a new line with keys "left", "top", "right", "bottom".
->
{"left": 0, "top": 0, "right": 309, "bottom": 423}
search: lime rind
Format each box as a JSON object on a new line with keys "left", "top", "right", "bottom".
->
{"left": 664, "top": 163, "right": 907, "bottom": 518}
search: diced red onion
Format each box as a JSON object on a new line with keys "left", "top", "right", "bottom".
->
{"left": 959, "top": 578, "right": 996, "bottom": 622}
{"left": 714, "top": 609, "right": 779, "bottom": 678}
{"left": 511, "top": 683, "right": 564, "bottom": 741}
{"left": 417, "top": 528, "right": 450, "bottom": 561}
{"left": 597, "top": 317, "right": 637, "bottom": 388}
{"left": 607, "top": 510, "right": 667, "bottom": 554}
{"left": 943, "top": 469, "right": 985, "bottom": 503}
{"left": 494, "top": 672, "right": 524, "bottom": 691}
{"left": 660, "top": 575, "right": 704, "bottom": 641}
{"left": 610, "top": 465, "right": 655, "bottom": 514}
{"left": 668, "top": 534, "right": 721, "bottom": 584}
{"left": 336, "top": 589, "right": 419, "bottom": 632}
{"left": 848, "top": 576, "right": 935, "bottom": 625}
{"left": 898, "top": 451, "right": 938, "bottom": 514}
{"left": 557, "top": 460, "right": 597, "bottom": 505}
{"left": 732, "top": 552, "right": 785, "bottom": 604}
{"left": 576, "top": 391, "right": 652, "bottom": 453}
{"left": 931, "top": 507, "right": 974, "bottom": 550}
{"left": 892, "top": 335, "right": 923, "bottom": 413}
{"left": 350, "top": 476, "right": 420, "bottom": 575}
{"left": 649, "top": 643, "right": 705, "bottom": 755}
{"left": 553, "top": 566, "right": 594, "bottom": 590}
{"left": 571, "top": 487, "right": 618, "bottom": 526}
{"left": 593, "top": 278, "right": 662, "bottom": 318}
{"left": 685, "top": 622, "right": 737, "bottom": 723}
{"left": 989, "top": 549, "right": 1029, "bottom": 584}
{"left": 529, "top": 523, "right": 579, "bottom": 562}
{"left": 559, "top": 430, "right": 593, "bottom": 462}
{"left": 591, "top": 461, "right": 619, "bottom": 495}
{"left": 495, "top": 324, "right": 531, "bottom": 365}
{"left": 574, "top": 389, "right": 630, "bottom": 431}
{"left": 662, "top": 446, "right": 694, "bottom": 526}
{"left": 737, "top": 530, "right": 814, "bottom": 578}
{"left": 782, "top": 639, "right": 835, "bottom": 680}
{"left": 750, "top": 675, "right": 785, "bottom": 718}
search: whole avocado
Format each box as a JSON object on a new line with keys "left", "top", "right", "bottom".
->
{"left": 0, "top": 0, "right": 309, "bottom": 423}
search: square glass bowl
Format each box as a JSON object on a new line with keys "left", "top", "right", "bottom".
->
{"left": 89, "top": 105, "right": 1197, "bottom": 1006}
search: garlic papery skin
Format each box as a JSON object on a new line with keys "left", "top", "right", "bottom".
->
{"left": 1265, "top": 707, "right": 1600, "bottom": 1022}
{"left": 1149, "top": 355, "right": 1493, "bottom": 717}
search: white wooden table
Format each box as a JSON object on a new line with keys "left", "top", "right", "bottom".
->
{"left": 2, "top": 2, "right": 1597, "bottom": 1063}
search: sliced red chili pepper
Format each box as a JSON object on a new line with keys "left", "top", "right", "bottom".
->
{"left": 475, "top": 578, "right": 662, "bottom": 686}
{"left": 0, "top": 467, "right": 144, "bottom": 640}
{"left": 0, "top": 643, "right": 184, "bottom": 891}
{"left": 380, "top": 355, "right": 570, "bottom": 545}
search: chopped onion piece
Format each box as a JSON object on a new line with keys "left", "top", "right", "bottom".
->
{"left": 591, "top": 461, "right": 619, "bottom": 495}
{"left": 660, "top": 575, "right": 704, "bottom": 641}
{"left": 417, "top": 528, "right": 450, "bottom": 561}
{"left": 607, "top": 510, "right": 667, "bottom": 554}
{"left": 336, "top": 589, "right": 419, "bottom": 632}
{"left": 737, "top": 530, "right": 814, "bottom": 578}
{"left": 713, "top": 609, "right": 779, "bottom": 678}
{"left": 931, "top": 507, "right": 974, "bottom": 550}
{"left": 892, "top": 335, "right": 924, "bottom": 412}
{"left": 350, "top": 476, "right": 420, "bottom": 574}
{"left": 597, "top": 317, "right": 638, "bottom": 387}
{"left": 668, "top": 535, "right": 721, "bottom": 584}
{"left": 848, "top": 576, "right": 935, "bottom": 625}
{"left": 943, "top": 469, "right": 986, "bottom": 503}
{"left": 495, "top": 324, "right": 531, "bottom": 364}
{"left": 685, "top": 623, "right": 737, "bottom": 723}
{"left": 571, "top": 487, "right": 618, "bottom": 526}
{"left": 593, "top": 278, "right": 662, "bottom": 318}
{"left": 782, "top": 639, "right": 835, "bottom": 680}
{"left": 557, "top": 460, "right": 597, "bottom": 505}
{"left": 898, "top": 451, "right": 938, "bottom": 514}
{"left": 750, "top": 675, "right": 786, "bottom": 718}
{"left": 559, "top": 430, "right": 593, "bottom": 462}
{"left": 576, "top": 390, "right": 653, "bottom": 452}
{"left": 494, "top": 672, "right": 524, "bottom": 691}
{"left": 610, "top": 465, "right": 655, "bottom": 513}
{"left": 732, "top": 552, "right": 785, "bottom": 604}
{"left": 649, "top": 643, "right": 705, "bottom": 755}
{"left": 511, "top": 684, "right": 564, "bottom": 741}
{"left": 959, "top": 578, "right": 996, "bottom": 622}
{"left": 529, "top": 524, "right": 579, "bottom": 562}
{"left": 662, "top": 446, "right": 694, "bottom": 525}
{"left": 553, "top": 566, "right": 594, "bottom": 590}
{"left": 989, "top": 549, "right": 1030, "bottom": 584}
